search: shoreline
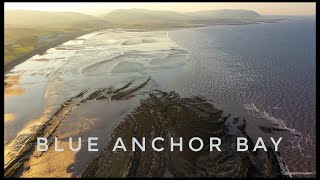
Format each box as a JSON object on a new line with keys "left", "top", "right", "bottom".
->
{"left": 3, "top": 17, "right": 294, "bottom": 177}
{"left": 4, "top": 18, "right": 286, "bottom": 74}
{"left": 4, "top": 29, "right": 99, "bottom": 74}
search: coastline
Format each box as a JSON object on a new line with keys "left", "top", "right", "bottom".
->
{"left": 4, "top": 18, "right": 294, "bottom": 178}
{"left": 4, "top": 18, "right": 285, "bottom": 74}
{"left": 4, "top": 29, "right": 98, "bottom": 74}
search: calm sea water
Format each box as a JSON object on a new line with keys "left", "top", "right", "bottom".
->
{"left": 167, "top": 17, "right": 316, "bottom": 174}
{"left": 5, "top": 17, "right": 315, "bottom": 177}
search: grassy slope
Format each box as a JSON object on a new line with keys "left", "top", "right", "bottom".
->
{"left": 4, "top": 10, "right": 108, "bottom": 62}
{"left": 4, "top": 9, "right": 261, "bottom": 62}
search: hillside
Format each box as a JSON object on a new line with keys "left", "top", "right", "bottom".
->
{"left": 4, "top": 10, "right": 108, "bottom": 62}
{"left": 102, "top": 8, "right": 262, "bottom": 24}
{"left": 187, "top": 9, "right": 261, "bottom": 19}
{"left": 103, "top": 8, "right": 188, "bottom": 24}
{"left": 4, "top": 8, "right": 262, "bottom": 62}
{"left": 5, "top": 10, "right": 107, "bottom": 28}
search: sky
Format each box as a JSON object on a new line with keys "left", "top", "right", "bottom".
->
{"left": 4, "top": 2, "right": 316, "bottom": 16}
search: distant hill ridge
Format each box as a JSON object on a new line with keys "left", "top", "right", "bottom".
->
{"left": 4, "top": 8, "right": 262, "bottom": 63}
{"left": 5, "top": 10, "right": 107, "bottom": 27}
{"left": 5, "top": 9, "right": 261, "bottom": 27}
{"left": 187, "top": 9, "right": 261, "bottom": 19}
{"left": 103, "top": 8, "right": 261, "bottom": 23}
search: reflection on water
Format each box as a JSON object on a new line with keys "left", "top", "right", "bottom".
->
{"left": 4, "top": 19, "right": 315, "bottom": 177}
{"left": 4, "top": 114, "right": 15, "bottom": 123}
{"left": 4, "top": 74, "right": 25, "bottom": 96}
{"left": 18, "top": 100, "right": 135, "bottom": 177}
{"left": 4, "top": 29, "right": 190, "bottom": 177}
{"left": 168, "top": 18, "right": 316, "bottom": 176}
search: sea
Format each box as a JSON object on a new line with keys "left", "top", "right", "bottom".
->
{"left": 4, "top": 17, "right": 315, "bottom": 177}
{"left": 167, "top": 17, "right": 316, "bottom": 175}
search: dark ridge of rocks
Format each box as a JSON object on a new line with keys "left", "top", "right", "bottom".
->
{"left": 80, "top": 90, "right": 286, "bottom": 178}
{"left": 5, "top": 76, "right": 286, "bottom": 177}
{"left": 4, "top": 90, "right": 88, "bottom": 177}
{"left": 4, "top": 77, "right": 149, "bottom": 177}
{"left": 258, "top": 126, "right": 292, "bottom": 134}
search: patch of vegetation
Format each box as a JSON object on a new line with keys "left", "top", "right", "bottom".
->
{"left": 4, "top": 10, "right": 109, "bottom": 62}
{"left": 4, "top": 8, "right": 263, "bottom": 62}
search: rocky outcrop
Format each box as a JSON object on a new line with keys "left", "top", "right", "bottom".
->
{"left": 81, "top": 90, "right": 285, "bottom": 178}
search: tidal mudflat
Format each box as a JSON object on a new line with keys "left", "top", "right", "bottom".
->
{"left": 4, "top": 19, "right": 314, "bottom": 177}
{"left": 5, "top": 29, "right": 191, "bottom": 177}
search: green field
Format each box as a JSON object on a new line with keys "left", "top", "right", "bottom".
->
{"left": 4, "top": 9, "right": 261, "bottom": 62}
{"left": 4, "top": 10, "right": 108, "bottom": 62}
{"left": 4, "top": 25, "right": 92, "bottom": 62}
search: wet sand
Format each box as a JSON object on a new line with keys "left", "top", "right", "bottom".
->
{"left": 4, "top": 30, "right": 97, "bottom": 73}
{"left": 4, "top": 25, "right": 292, "bottom": 177}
